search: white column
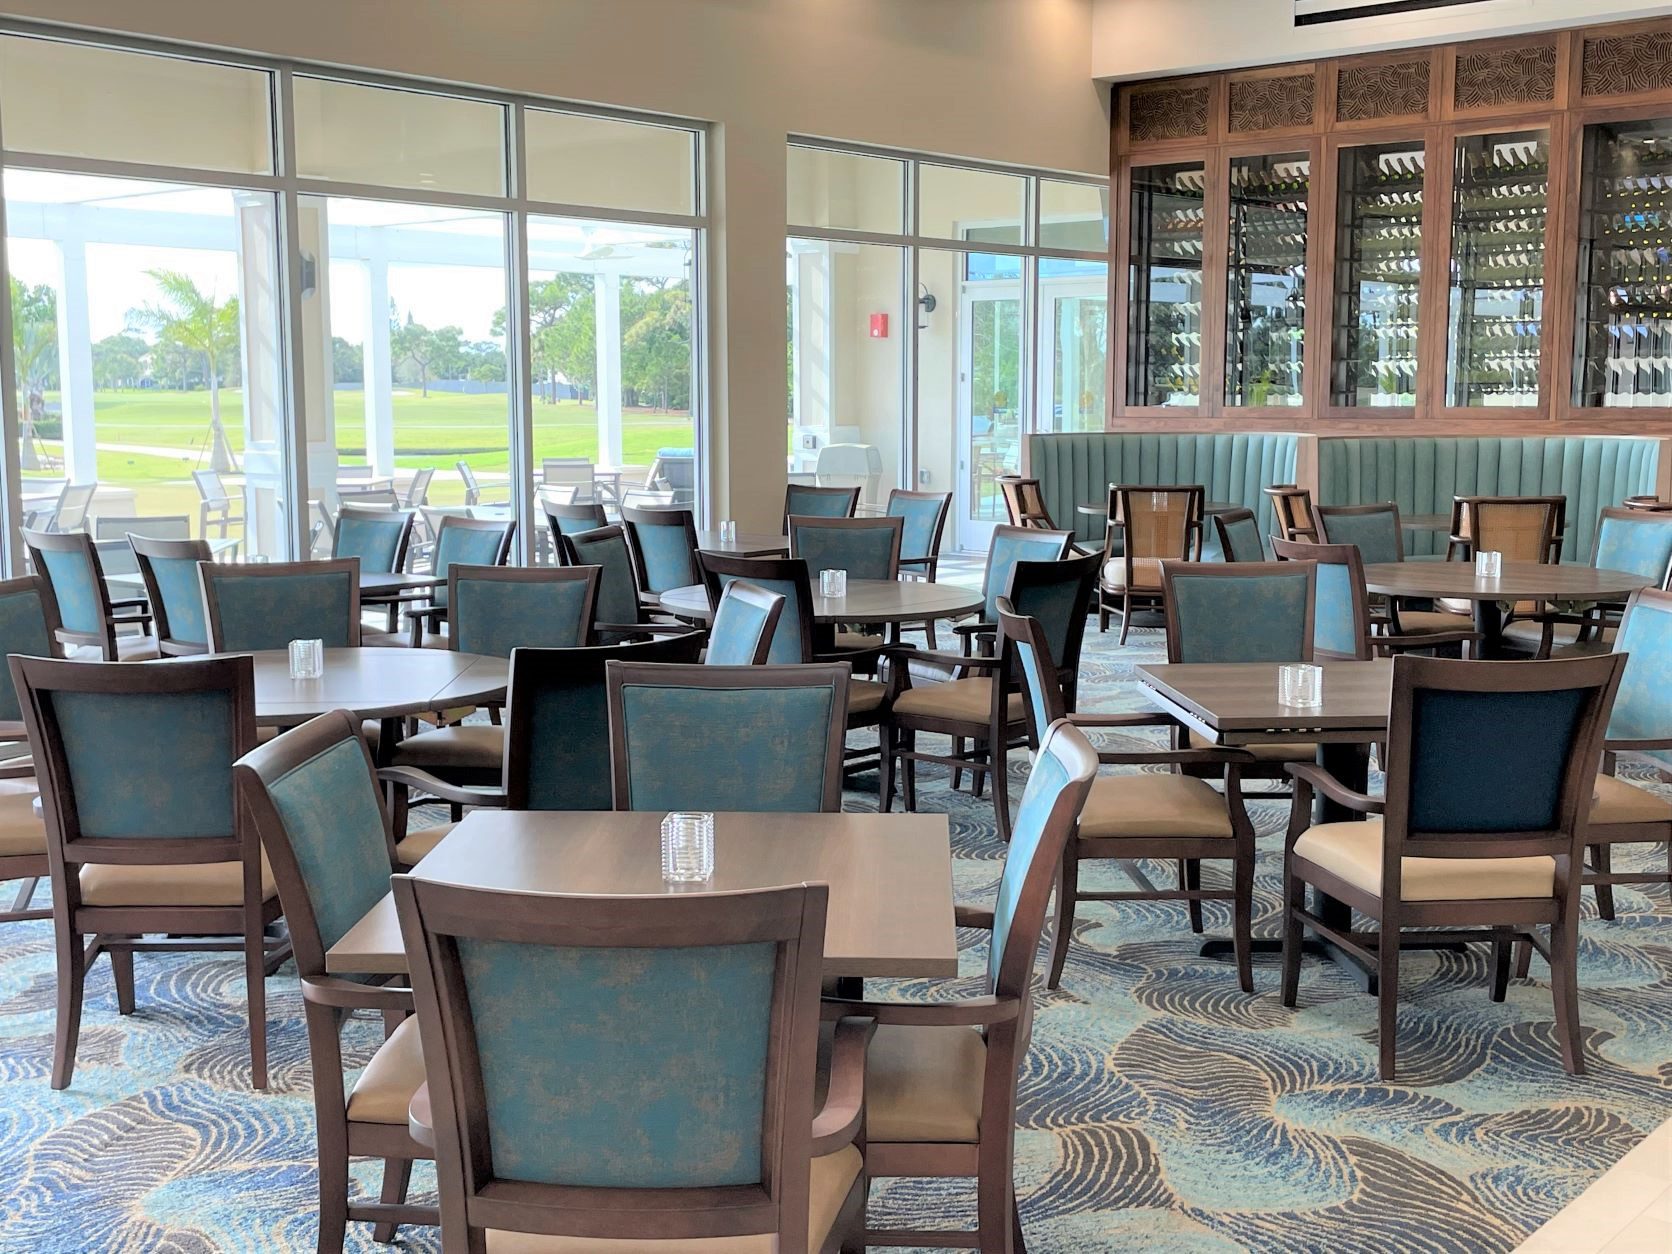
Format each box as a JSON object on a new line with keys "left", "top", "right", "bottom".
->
{"left": 55, "top": 223, "right": 97, "bottom": 486}
{"left": 594, "top": 271, "right": 623, "bottom": 469}
{"left": 363, "top": 234, "right": 396, "bottom": 479}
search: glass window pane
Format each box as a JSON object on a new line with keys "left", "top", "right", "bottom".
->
{"left": 7, "top": 169, "right": 289, "bottom": 558}
{"left": 299, "top": 195, "right": 509, "bottom": 555}
{"left": 0, "top": 35, "right": 273, "bottom": 174}
{"left": 528, "top": 216, "right": 699, "bottom": 544}
{"left": 1040, "top": 263, "right": 1108, "bottom": 432}
{"left": 1226, "top": 152, "right": 1309, "bottom": 408}
{"left": 1040, "top": 180, "right": 1109, "bottom": 250}
{"left": 293, "top": 77, "right": 506, "bottom": 197}
{"left": 525, "top": 111, "right": 695, "bottom": 215}
{"left": 786, "top": 147, "right": 904, "bottom": 235}
{"left": 1127, "top": 162, "right": 1205, "bottom": 407}
{"left": 786, "top": 239, "right": 905, "bottom": 513}
{"left": 1446, "top": 129, "right": 1549, "bottom": 407}
{"left": 1331, "top": 141, "right": 1424, "bottom": 407}
{"left": 918, "top": 165, "right": 1026, "bottom": 244}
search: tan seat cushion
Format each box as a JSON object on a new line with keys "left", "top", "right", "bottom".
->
{"left": 346, "top": 1015, "right": 425, "bottom": 1125}
{"left": 0, "top": 788, "right": 44, "bottom": 857}
{"left": 66, "top": 635, "right": 161, "bottom": 662}
{"left": 864, "top": 1023, "right": 985, "bottom": 1144}
{"left": 483, "top": 1144, "right": 862, "bottom": 1253}
{"left": 1501, "top": 620, "right": 1617, "bottom": 652}
{"left": 79, "top": 852, "right": 278, "bottom": 907}
{"left": 848, "top": 679, "right": 886, "bottom": 717}
{"left": 1292, "top": 818, "right": 1554, "bottom": 902}
{"left": 395, "top": 821, "right": 456, "bottom": 867}
{"left": 391, "top": 724, "right": 505, "bottom": 769}
{"left": 1187, "top": 729, "right": 1315, "bottom": 762}
{"left": 1394, "top": 609, "right": 1477, "bottom": 635}
{"left": 1591, "top": 774, "right": 1672, "bottom": 828}
{"left": 1079, "top": 773, "right": 1233, "bottom": 840}
{"left": 891, "top": 677, "right": 1021, "bottom": 725}
{"left": 833, "top": 629, "right": 883, "bottom": 652}
{"left": 1101, "top": 557, "right": 1163, "bottom": 591}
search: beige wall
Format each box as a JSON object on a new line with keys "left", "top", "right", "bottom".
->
{"left": 1093, "top": 0, "right": 1672, "bottom": 80}
{"left": 0, "top": 0, "right": 1109, "bottom": 531}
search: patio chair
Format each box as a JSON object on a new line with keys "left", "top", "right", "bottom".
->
{"left": 193, "top": 468, "right": 245, "bottom": 540}
{"left": 400, "top": 466, "right": 434, "bottom": 509}
{"left": 542, "top": 457, "right": 596, "bottom": 503}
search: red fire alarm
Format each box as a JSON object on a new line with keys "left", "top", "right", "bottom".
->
{"left": 869, "top": 313, "right": 889, "bottom": 339}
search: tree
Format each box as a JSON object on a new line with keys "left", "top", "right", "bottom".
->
{"left": 92, "top": 333, "right": 148, "bottom": 389}
{"left": 622, "top": 279, "right": 692, "bottom": 412}
{"left": 129, "top": 269, "right": 241, "bottom": 472}
{"left": 11, "top": 278, "right": 58, "bottom": 471}
{"left": 331, "top": 336, "right": 363, "bottom": 385}
{"left": 391, "top": 314, "right": 464, "bottom": 398}
{"left": 515, "top": 274, "right": 598, "bottom": 403}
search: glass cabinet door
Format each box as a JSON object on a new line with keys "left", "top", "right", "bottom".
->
{"left": 1225, "top": 152, "right": 1308, "bottom": 407}
{"left": 1446, "top": 129, "right": 1550, "bottom": 407}
{"left": 1572, "top": 117, "right": 1672, "bottom": 408}
{"left": 1330, "top": 141, "right": 1424, "bottom": 407}
{"left": 1126, "top": 162, "right": 1205, "bottom": 407}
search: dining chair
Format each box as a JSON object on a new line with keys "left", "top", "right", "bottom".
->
{"left": 1213, "top": 507, "right": 1266, "bottom": 562}
{"left": 1622, "top": 494, "right": 1672, "bottom": 513}
{"left": 1098, "top": 484, "right": 1204, "bottom": 643}
{"left": 952, "top": 523, "right": 1075, "bottom": 661}
{"left": 782, "top": 482, "right": 859, "bottom": 528}
{"left": 787, "top": 514, "right": 903, "bottom": 580}
{"left": 882, "top": 553, "right": 1099, "bottom": 838}
{"left": 333, "top": 504, "right": 414, "bottom": 575}
{"left": 887, "top": 489, "right": 952, "bottom": 580}
{"left": 0, "top": 576, "right": 61, "bottom": 928}
{"left": 400, "top": 466, "right": 434, "bottom": 510}
{"left": 404, "top": 515, "right": 515, "bottom": 646}
{"left": 394, "top": 875, "right": 869, "bottom": 1253}
{"left": 556, "top": 523, "right": 673, "bottom": 642}
{"left": 606, "top": 660, "right": 851, "bottom": 812}
{"left": 193, "top": 468, "right": 245, "bottom": 540}
{"left": 1271, "top": 537, "right": 1480, "bottom": 660}
{"left": 541, "top": 497, "right": 609, "bottom": 541}
{"left": 202, "top": 558, "right": 362, "bottom": 651}
{"left": 620, "top": 503, "right": 701, "bottom": 599}
{"left": 129, "top": 535, "right": 213, "bottom": 656}
{"left": 704, "top": 581, "right": 786, "bottom": 666}
{"left": 822, "top": 717, "right": 1096, "bottom": 1253}
{"left": 998, "top": 598, "right": 1257, "bottom": 991}
{"left": 1280, "top": 651, "right": 1627, "bottom": 1079}
{"left": 997, "top": 475, "right": 1058, "bottom": 529}
{"left": 13, "top": 653, "right": 286, "bottom": 1089}
{"left": 1446, "top": 494, "right": 1566, "bottom": 564}
{"left": 25, "top": 528, "right": 157, "bottom": 661}
{"left": 1503, "top": 507, "right": 1672, "bottom": 657}
{"left": 1313, "top": 501, "right": 1484, "bottom": 639}
{"left": 1264, "top": 483, "right": 1318, "bottom": 542}
{"left": 235, "top": 710, "right": 435, "bottom": 1249}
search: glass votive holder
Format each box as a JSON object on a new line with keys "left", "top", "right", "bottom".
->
{"left": 1278, "top": 663, "right": 1323, "bottom": 709}
{"left": 288, "top": 638, "right": 324, "bottom": 680}
{"left": 1474, "top": 550, "right": 1503, "bottom": 579}
{"left": 820, "top": 568, "right": 848, "bottom": 598}
{"left": 661, "top": 811, "right": 714, "bottom": 883}
{"left": 719, "top": 519, "right": 738, "bottom": 543}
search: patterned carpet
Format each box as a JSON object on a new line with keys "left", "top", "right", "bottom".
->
{"left": 0, "top": 619, "right": 1668, "bottom": 1253}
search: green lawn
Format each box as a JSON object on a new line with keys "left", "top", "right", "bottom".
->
{"left": 25, "top": 387, "right": 694, "bottom": 516}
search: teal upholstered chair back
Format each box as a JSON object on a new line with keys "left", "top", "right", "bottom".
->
{"left": 1214, "top": 509, "right": 1267, "bottom": 562}
{"left": 504, "top": 634, "right": 703, "bottom": 810}
{"left": 622, "top": 508, "right": 699, "bottom": 595}
{"left": 698, "top": 556, "right": 816, "bottom": 666}
{"left": 333, "top": 507, "right": 411, "bottom": 574}
{"left": 203, "top": 560, "right": 358, "bottom": 651}
{"left": 887, "top": 491, "right": 949, "bottom": 565}
{"left": 1312, "top": 561, "right": 1364, "bottom": 659}
{"left": 1608, "top": 589, "right": 1672, "bottom": 767}
{"left": 451, "top": 567, "right": 598, "bottom": 657}
{"left": 237, "top": 714, "right": 392, "bottom": 954}
{"left": 1005, "top": 554, "right": 1098, "bottom": 676}
{"left": 787, "top": 515, "right": 902, "bottom": 580}
{"left": 982, "top": 526, "right": 1073, "bottom": 621}
{"left": 1593, "top": 509, "right": 1672, "bottom": 585}
{"left": 607, "top": 662, "right": 850, "bottom": 813}
{"left": 1027, "top": 432, "right": 1301, "bottom": 548}
{"left": 705, "top": 583, "right": 784, "bottom": 666}
{"left": 784, "top": 484, "right": 857, "bottom": 522}
{"left": 28, "top": 533, "right": 105, "bottom": 636}
{"left": 996, "top": 597, "right": 1071, "bottom": 750}
{"left": 545, "top": 500, "right": 608, "bottom": 538}
{"left": 431, "top": 518, "right": 513, "bottom": 608}
{"left": 1164, "top": 561, "right": 1317, "bottom": 663}
{"left": 1316, "top": 504, "right": 1403, "bottom": 567}
{"left": 562, "top": 526, "right": 642, "bottom": 629}
{"left": 1315, "top": 436, "right": 1663, "bottom": 560}
{"left": 134, "top": 544, "right": 210, "bottom": 649}
{"left": 0, "top": 578, "right": 56, "bottom": 724}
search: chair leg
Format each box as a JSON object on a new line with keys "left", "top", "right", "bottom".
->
{"left": 1549, "top": 911, "right": 1586, "bottom": 1076}
{"left": 1118, "top": 593, "right": 1132, "bottom": 645}
{"left": 1279, "top": 869, "right": 1305, "bottom": 1008}
{"left": 110, "top": 940, "right": 136, "bottom": 1016}
{"left": 1182, "top": 860, "right": 1204, "bottom": 934}
{"left": 246, "top": 924, "right": 269, "bottom": 1091}
{"left": 992, "top": 738, "right": 1012, "bottom": 843}
{"left": 901, "top": 731, "right": 918, "bottom": 813}
{"left": 976, "top": 1155, "right": 1016, "bottom": 1254}
{"left": 1012, "top": 1194, "right": 1028, "bottom": 1254}
{"left": 1377, "top": 929, "right": 1401, "bottom": 1081}
{"left": 1590, "top": 844, "right": 1615, "bottom": 920}
{"left": 371, "top": 1157, "right": 414, "bottom": 1243}
{"left": 879, "top": 721, "right": 897, "bottom": 813}
{"left": 1514, "top": 937, "right": 1534, "bottom": 980}
{"left": 1048, "top": 852, "right": 1079, "bottom": 990}
{"left": 1232, "top": 844, "right": 1255, "bottom": 994}
{"left": 951, "top": 736, "right": 965, "bottom": 793}
{"left": 1098, "top": 599, "right": 1109, "bottom": 632}
{"left": 1490, "top": 932, "right": 1511, "bottom": 1002}
{"left": 52, "top": 926, "right": 88, "bottom": 1091}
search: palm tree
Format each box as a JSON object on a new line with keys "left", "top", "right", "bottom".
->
{"left": 129, "top": 270, "right": 241, "bottom": 473}
{"left": 11, "top": 277, "right": 59, "bottom": 471}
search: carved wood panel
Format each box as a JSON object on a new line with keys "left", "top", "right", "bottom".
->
{"left": 1229, "top": 74, "right": 1316, "bottom": 133}
{"left": 1129, "top": 85, "right": 1211, "bottom": 144}
{"left": 1581, "top": 29, "right": 1672, "bottom": 99}
{"left": 1336, "top": 58, "right": 1431, "bottom": 123}
{"left": 1454, "top": 42, "right": 1557, "bottom": 111}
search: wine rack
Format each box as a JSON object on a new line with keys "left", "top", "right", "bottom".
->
{"left": 1445, "top": 129, "right": 1550, "bottom": 407}
{"left": 1573, "top": 116, "right": 1672, "bottom": 408}
{"left": 1330, "top": 142, "right": 1424, "bottom": 407}
{"left": 1226, "top": 153, "right": 1309, "bottom": 407}
{"left": 1127, "top": 162, "right": 1206, "bottom": 407}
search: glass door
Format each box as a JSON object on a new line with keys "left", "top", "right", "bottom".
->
{"left": 952, "top": 255, "right": 1023, "bottom": 551}
{"left": 1036, "top": 264, "right": 1109, "bottom": 433}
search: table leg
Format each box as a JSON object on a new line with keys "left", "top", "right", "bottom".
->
{"left": 376, "top": 716, "right": 402, "bottom": 768}
{"left": 1473, "top": 597, "right": 1505, "bottom": 658}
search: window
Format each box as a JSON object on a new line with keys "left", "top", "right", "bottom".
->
{"left": 787, "top": 147, "right": 905, "bottom": 235}
{"left": 526, "top": 111, "right": 696, "bottom": 216}
{"left": 919, "top": 165, "right": 1026, "bottom": 244}
{"left": 1040, "top": 179, "right": 1109, "bottom": 250}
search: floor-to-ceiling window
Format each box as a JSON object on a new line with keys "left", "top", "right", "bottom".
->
{"left": 0, "top": 28, "right": 706, "bottom": 570}
{"left": 786, "top": 141, "right": 1107, "bottom": 548}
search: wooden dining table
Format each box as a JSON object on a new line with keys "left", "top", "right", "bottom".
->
{"left": 326, "top": 809, "right": 960, "bottom": 980}
{"left": 659, "top": 578, "right": 984, "bottom": 625}
{"left": 695, "top": 529, "right": 791, "bottom": 558}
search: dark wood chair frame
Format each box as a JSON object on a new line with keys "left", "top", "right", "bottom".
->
{"left": 541, "top": 497, "right": 609, "bottom": 557}
{"left": 395, "top": 875, "right": 873, "bottom": 1253}
{"left": 1280, "top": 652, "right": 1627, "bottom": 1079}
{"left": 235, "top": 710, "right": 435, "bottom": 1247}
{"left": 24, "top": 527, "right": 153, "bottom": 660}
{"left": 997, "top": 475, "right": 1057, "bottom": 530}
{"left": 13, "top": 653, "right": 289, "bottom": 1090}
{"left": 0, "top": 574, "right": 60, "bottom": 925}
{"left": 441, "top": 562, "right": 601, "bottom": 652}
{"left": 405, "top": 515, "right": 516, "bottom": 646}
{"left": 605, "top": 660, "right": 854, "bottom": 813}
{"left": 782, "top": 483, "right": 860, "bottom": 530}
{"left": 997, "top": 599, "right": 1258, "bottom": 993}
{"left": 1315, "top": 501, "right": 1407, "bottom": 562}
{"left": 822, "top": 719, "right": 1097, "bottom": 1254}
{"left": 1622, "top": 494, "right": 1672, "bottom": 513}
{"left": 1098, "top": 484, "right": 1204, "bottom": 644}
{"left": 1446, "top": 494, "right": 1567, "bottom": 564}
{"left": 952, "top": 524, "right": 1075, "bottom": 663}
{"left": 335, "top": 505, "right": 418, "bottom": 634}
{"left": 711, "top": 580, "right": 788, "bottom": 667}
{"left": 620, "top": 503, "right": 702, "bottom": 604}
{"left": 1513, "top": 507, "right": 1672, "bottom": 658}
{"left": 201, "top": 557, "right": 364, "bottom": 652}
{"left": 129, "top": 534, "right": 213, "bottom": 657}
{"left": 787, "top": 514, "right": 905, "bottom": 580}
{"left": 1263, "top": 484, "right": 1318, "bottom": 542}
{"left": 886, "top": 488, "right": 952, "bottom": 581}
{"left": 1211, "top": 507, "right": 1263, "bottom": 562}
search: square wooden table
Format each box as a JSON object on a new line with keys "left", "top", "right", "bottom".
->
{"left": 328, "top": 809, "right": 959, "bottom": 980}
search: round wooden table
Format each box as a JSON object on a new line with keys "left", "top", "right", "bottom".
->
{"left": 659, "top": 579, "right": 984, "bottom": 625}
{"left": 1361, "top": 561, "right": 1651, "bottom": 655}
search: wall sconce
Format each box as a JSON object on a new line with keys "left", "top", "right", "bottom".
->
{"left": 917, "top": 284, "right": 937, "bottom": 330}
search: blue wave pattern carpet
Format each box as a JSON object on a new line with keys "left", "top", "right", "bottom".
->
{"left": 0, "top": 621, "right": 1668, "bottom": 1252}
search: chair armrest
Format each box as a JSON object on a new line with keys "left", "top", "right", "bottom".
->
{"left": 376, "top": 766, "right": 506, "bottom": 809}
{"left": 595, "top": 622, "right": 699, "bottom": 641}
{"left": 1606, "top": 736, "right": 1672, "bottom": 754}
{"left": 950, "top": 621, "right": 996, "bottom": 638}
{"left": 404, "top": 606, "right": 447, "bottom": 625}
{"left": 301, "top": 976, "right": 414, "bottom": 1013}
{"left": 954, "top": 904, "right": 995, "bottom": 931}
{"left": 883, "top": 645, "right": 1002, "bottom": 672}
{"left": 1284, "top": 762, "right": 1384, "bottom": 814}
{"left": 1099, "top": 748, "right": 1256, "bottom": 767}
{"left": 810, "top": 1016, "right": 875, "bottom": 1157}
{"left": 0, "top": 759, "right": 34, "bottom": 781}
{"left": 1064, "top": 711, "right": 1177, "bottom": 731}
{"left": 819, "top": 995, "right": 1019, "bottom": 1027}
